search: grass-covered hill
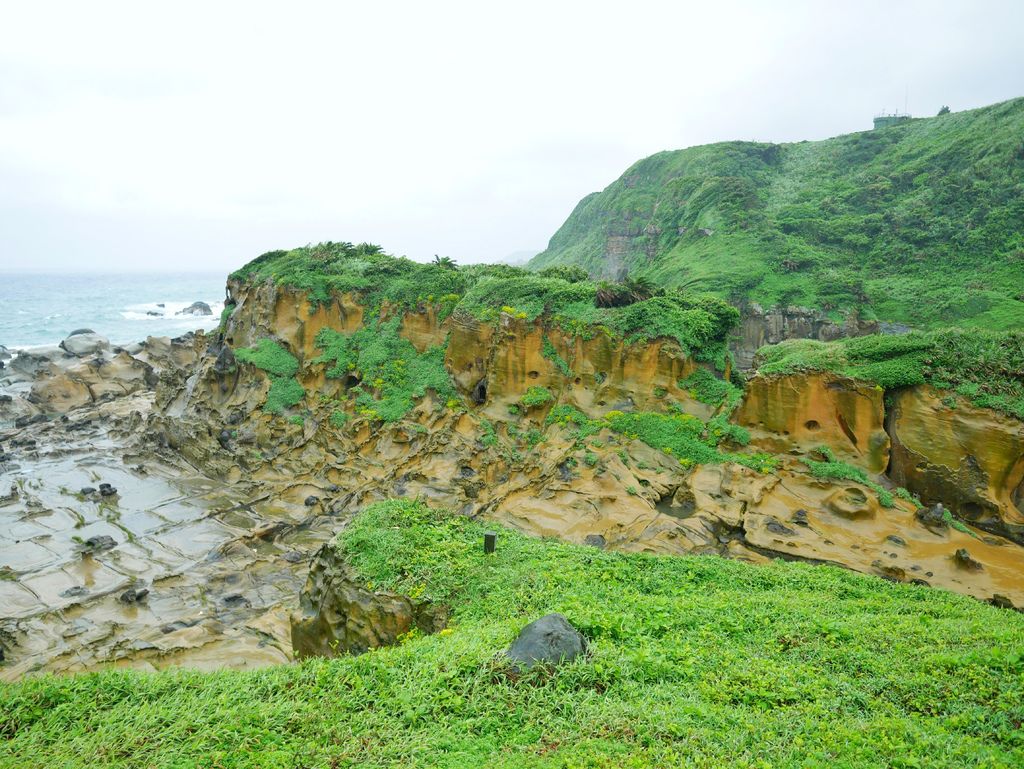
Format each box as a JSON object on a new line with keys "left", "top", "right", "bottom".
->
{"left": 3, "top": 500, "right": 1022, "bottom": 767}
{"left": 530, "top": 98, "right": 1024, "bottom": 331}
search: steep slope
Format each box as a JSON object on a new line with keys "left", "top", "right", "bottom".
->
{"left": 531, "top": 98, "right": 1024, "bottom": 331}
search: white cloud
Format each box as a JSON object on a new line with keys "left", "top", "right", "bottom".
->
{"left": 1, "top": 0, "right": 1022, "bottom": 271}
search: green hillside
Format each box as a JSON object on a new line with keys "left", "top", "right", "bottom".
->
{"left": 3, "top": 500, "right": 1023, "bottom": 768}
{"left": 530, "top": 98, "right": 1024, "bottom": 330}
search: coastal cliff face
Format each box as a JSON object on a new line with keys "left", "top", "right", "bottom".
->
{"left": 157, "top": 274, "right": 1024, "bottom": 616}
{"left": 3, "top": 260, "right": 1022, "bottom": 679}
{"left": 730, "top": 305, "right": 880, "bottom": 369}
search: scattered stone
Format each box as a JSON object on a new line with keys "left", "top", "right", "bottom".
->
{"left": 80, "top": 486, "right": 96, "bottom": 496}
{"left": 791, "top": 509, "right": 809, "bottom": 526}
{"left": 98, "top": 483, "right": 118, "bottom": 497}
{"left": 83, "top": 535, "right": 116, "bottom": 551}
{"left": 119, "top": 587, "right": 150, "bottom": 603}
{"left": 505, "top": 613, "right": 587, "bottom": 671}
{"left": 583, "top": 534, "right": 606, "bottom": 549}
{"left": 0, "top": 394, "right": 12, "bottom": 404}
{"left": 910, "top": 578, "right": 931, "bottom": 587}
{"left": 146, "top": 311, "right": 161, "bottom": 316}
{"left": 953, "top": 548, "right": 983, "bottom": 571}
{"left": 886, "top": 535, "right": 907, "bottom": 547}
{"left": 222, "top": 593, "right": 252, "bottom": 608}
{"left": 304, "top": 495, "right": 320, "bottom": 507}
{"left": 218, "top": 429, "right": 231, "bottom": 448}
{"left": 176, "top": 301, "right": 213, "bottom": 316}
{"left": 281, "top": 550, "right": 306, "bottom": 564}
{"left": 60, "top": 585, "right": 90, "bottom": 598}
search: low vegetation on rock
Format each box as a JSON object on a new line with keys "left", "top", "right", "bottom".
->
{"left": 229, "top": 244, "right": 740, "bottom": 366}
{"left": 3, "top": 500, "right": 1022, "bottom": 767}
{"left": 234, "top": 339, "right": 304, "bottom": 414}
{"left": 757, "top": 329, "right": 1024, "bottom": 419}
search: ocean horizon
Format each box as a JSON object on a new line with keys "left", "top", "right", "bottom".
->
{"left": 1, "top": 271, "right": 228, "bottom": 350}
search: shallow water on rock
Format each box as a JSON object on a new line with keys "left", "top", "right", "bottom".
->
{"left": 0, "top": 395, "right": 339, "bottom": 681}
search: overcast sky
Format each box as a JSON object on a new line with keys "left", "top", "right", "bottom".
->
{"left": 2, "top": 1, "right": 1022, "bottom": 273}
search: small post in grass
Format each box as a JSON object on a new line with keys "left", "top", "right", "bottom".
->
{"left": 483, "top": 531, "right": 497, "bottom": 554}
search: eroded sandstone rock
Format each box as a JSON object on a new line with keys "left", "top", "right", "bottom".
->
{"left": 888, "top": 387, "right": 1024, "bottom": 544}
{"left": 735, "top": 373, "right": 889, "bottom": 473}
{"left": 291, "top": 542, "right": 448, "bottom": 658}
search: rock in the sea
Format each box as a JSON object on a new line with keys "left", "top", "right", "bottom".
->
{"left": 505, "top": 613, "right": 587, "bottom": 671}
{"left": 291, "top": 542, "right": 448, "bottom": 658}
{"left": 60, "top": 330, "right": 110, "bottom": 357}
{"left": 177, "top": 301, "right": 213, "bottom": 316}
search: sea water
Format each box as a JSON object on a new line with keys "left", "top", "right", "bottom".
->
{"left": 0, "top": 272, "right": 227, "bottom": 350}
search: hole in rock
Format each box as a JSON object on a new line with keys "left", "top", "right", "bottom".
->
{"left": 528, "top": 370, "right": 539, "bottom": 379}
{"left": 574, "top": 377, "right": 582, "bottom": 385}
{"left": 804, "top": 420, "right": 821, "bottom": 431}
{"left": 344, "top": 374, "right": 361, "bottom": 390}
{"left": 471, "top": 378, "right": 488, "bottom": 405}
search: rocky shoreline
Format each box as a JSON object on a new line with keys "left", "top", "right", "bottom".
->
{"left": 2, "top": 290, "right": 1022, "bottom": 680}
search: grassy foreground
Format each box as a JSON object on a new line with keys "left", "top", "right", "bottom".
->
{"left": 3, "top": 500, "right": 1023, "bottom": 768}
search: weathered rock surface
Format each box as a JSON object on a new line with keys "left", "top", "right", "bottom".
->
{"left": 888, "top": 386, "right": 1024, "bottom": 544}
{"left": 735, "top": 373, "right": 889, "bottom": 472}
{"left": 291, "top": 542, "right": 448, "bottom": 658}
{"left": 731, "top": 304, "right": 879, "bottom": 370}
{"left": 60, "top": 330, "right": 110, "bottom": 357}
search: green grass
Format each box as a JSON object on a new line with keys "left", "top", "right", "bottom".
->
{"left": 520, "top": 386, "right": 554, "bottom": 408}
{"left": 3, "top": 499, "right": 1023, "bottom": 768}
{"left": 530, "top": 97, "right": 1024, "bottom": 331}
{"left": 757, "top": 329, "right": 1024, "bottom": 420}
{"left": 235, "top": 339, "right": 304, "bottom": 414}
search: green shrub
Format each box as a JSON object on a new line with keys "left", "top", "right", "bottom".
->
{"left": 520, "top": 386, "right": 554, "bottom": 408}
{"left": 315, "top": 318, "right": 456, "bottom": 423}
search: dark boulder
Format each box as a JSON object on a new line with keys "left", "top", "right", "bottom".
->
{"left": 304, "top": 495, "right": 320, "bottom": 507}
{"left": 83, "top": 535, "right": 116, "bottom": 551}
{"left": 119, "top": 587, "right": 149, "bottom": 603}
{"left": 505, "top": 613, "right": 586, "bottom": 671}
{"left": 583, "top": 534, "right": 606, "bottom": 549}
{"left": 915, "top": 503, "right": 948, "bottom": 530}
